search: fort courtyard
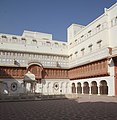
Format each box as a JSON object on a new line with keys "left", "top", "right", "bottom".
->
{"left": 0, "top": 95, "right": 117, "bottom": 120}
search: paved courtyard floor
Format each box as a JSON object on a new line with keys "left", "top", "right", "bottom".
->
{"left": 0, "top": 95, "right": 117, "bottom": 120}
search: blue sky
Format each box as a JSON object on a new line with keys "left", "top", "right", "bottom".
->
{"left": 0, "top": 0, "right": 117, "bottom": 41}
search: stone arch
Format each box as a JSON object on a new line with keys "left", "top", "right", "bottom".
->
{"left": 91, "top": 81, "right": 98, "bottom": 94}
{"left": 27, "top": 62, "right": 43, "bottom": 80}
{"left": 28, "top": 62, "right": 43, "bottom": 69}
{"left": 100, "top": 80, "right": 108, "bottom": 95}
{"left": 77, "top": 82, "right": 82, "bottom": 94}
{"left": 72, "top": 83, "right": 76, "bottom": 93}
{"left": 83, "top": 82, "right": 89, "bottom": 94}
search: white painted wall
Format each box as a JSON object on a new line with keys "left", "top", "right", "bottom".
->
{"left": 106, "top": 3, "right": 117, "bottom": 48}
{"left": 0, "top": 3, "right": 117, "bottom": 96}
{"left": 70, "top": 75, "right": 115, "bottom": 96}
{"left": 42, "top": 79, "right": 70, "bottom": 95}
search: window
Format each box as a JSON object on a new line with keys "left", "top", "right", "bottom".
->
{"left": 88, "top": 44, "right": 93, "bottom": 52}
{"left": 81, "top": 48, "right": 85, "bottom": 56}
{"left": 81, "top": 35, "right": 84, "bottom": 41}
{"left": 63, "top": 43, "right": 66, "bottom": 46}
{"left": 88, "top": 30, "right": 92, "bottom": 37}
{"left": 1, "top": 35, "right": 7, "bottom": 42}
{"left": 62, "top": 43, "right": 66, "bottom": 48}
{"left": 46, "top": 41, "right": 51, "bottom": 46}
{"left": 55, "top": 42, "right": 59, "bottom": 47}
{"left": 75, "top": 51, "right": 78, "bottom": 54}
{"left": 75, "top": 51, "right": 78, "bottom": 57}
{"left": 12, "top": 36, "right": 17, "bottom": 39}
{"left": 1, "top": 35, "right": 7, "bottom": 38}
{"left": 12, "top": 36, "right": 17, "bottom": 43}
{"left": 43, "top": 38, "right": 49, "bottom": 40}
{"left": 97, "top": 40, "right": 102, "bottom": 48}
{"left": 32, "top": 39, "right": 37, "bottom": 44}
{"left": 21, "top": 38, "right": 26, "bottom": 44}
{"left": 96, "top": 24, "right": 101, "bottom": 32}
{"left": 55, "top": 42, "right": 58, "bottom": 45}
{"left": 115, "top": 16, "right": 117, "bottom": 24}
{"left": 69, "top": 54, "right": 73, "bottom": 60}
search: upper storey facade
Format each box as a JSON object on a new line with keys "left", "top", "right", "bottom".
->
{"left": 68, "top": 3, "right": 117, "bottom": 68}
{"left": 0, "top": 30, "right": 68, "bottom": 55}
{"left": 0, "top": 3, "right": 117, "bottom": 69}
{"left": 0, "top": 31, "right": 68, "bottom": 68}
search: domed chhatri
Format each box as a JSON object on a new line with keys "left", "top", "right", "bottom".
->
{"left": 24, "top": 71, "right": 36, "bottom": 81}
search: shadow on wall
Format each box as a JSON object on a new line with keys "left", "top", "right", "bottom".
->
{"left": 0, "top": 68, "right": 32, "bottom": 96}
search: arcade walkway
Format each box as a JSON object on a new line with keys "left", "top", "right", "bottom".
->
{"left": 0, "top": 95, "right": 117, "bottom": 120}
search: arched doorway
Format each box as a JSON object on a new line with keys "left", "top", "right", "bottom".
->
{"left": 83, "top": 82, "right": 89, "bottom": 94}
{"left": 27, "top": 62, "right": 43, "bottom": 83}
{"left": 91, "top": 81, "right": 98, "bottom": 94}
{"left": 77, "top": 82, "right": 82, "bottom": 94}
{"left": 72, "top": 83, "right": 76, "bottom": 93}
{"left": 100, "top": 80, "right": 108, "bottom": 95}
{"left": 26, "top": 63, "right": 43, "bottom": 93}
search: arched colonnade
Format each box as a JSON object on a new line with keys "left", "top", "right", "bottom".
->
{"left": 72, "top": 80, "right": 108, "bottom": 95}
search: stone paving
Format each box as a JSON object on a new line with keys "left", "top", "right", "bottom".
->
{"left": 0, "top": 95, "right": 117, "bottom": 120}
